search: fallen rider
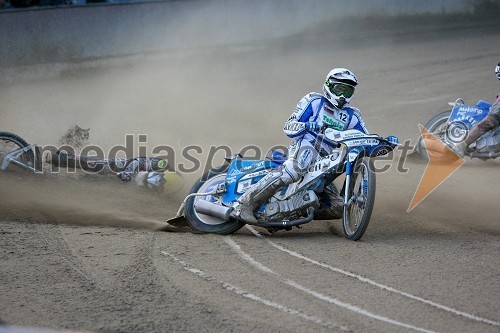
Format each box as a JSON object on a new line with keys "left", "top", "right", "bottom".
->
{"left": 48, "top": 151, "right": 183, "bottom": 192}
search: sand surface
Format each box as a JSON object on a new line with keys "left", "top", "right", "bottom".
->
{"left": 1, "top": 14, "right": 499, "bottom": 333}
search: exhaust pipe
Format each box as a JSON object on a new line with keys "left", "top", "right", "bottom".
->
{"left": 195, "top": 200, "right": 233, "bottom": 221}
{"left": 469, "top": 151, "right": 500, "bottom": 159}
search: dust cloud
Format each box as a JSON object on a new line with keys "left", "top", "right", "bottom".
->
{"left": 0, "top": 170, "right": 186, "bottom": 231}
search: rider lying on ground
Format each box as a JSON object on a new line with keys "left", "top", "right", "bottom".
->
{"left": 49, "top": 151, "right": 180, "bottom": 192}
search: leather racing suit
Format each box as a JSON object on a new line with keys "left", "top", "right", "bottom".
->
{"left": 463, "top": 92, "right": 500, "bottom": 147}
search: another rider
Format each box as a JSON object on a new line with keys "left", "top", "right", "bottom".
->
{"left": 452, "top": 62, "right": 500, "bottom": 156}
{"left": 232, "top": 68, "right": 368, "bottom": 223}
{"left": 51, "top": 151, "right": 177, "bottom": 191}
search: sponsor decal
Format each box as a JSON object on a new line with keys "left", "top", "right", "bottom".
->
{"left": 237, "top": 179, "right": 254, "bottom": 194}
{"left": 228, "top": 168, "right": 241, "bottom": 176}
{"left": 240, "top": 169, "right": 268, "bottom": 181}
{"left": 238, "top": 161, "right": 265, "bottom": 173}
{"left": 306, "top": 153, "right": 339, "bottom": 172}
{"left": 284, "top": 123, "right": 306, "bottom": 132}
{"left": 453, "top": 115, "right": 479, "bottom": 127}
{"left": 338, "top": 131, "right": 364, "bottom": 139}
{"left": 456, "top": 106, "right": 484, "bottom": 116}
{"left": 345, "top": 139, "right": 379, "bottom": 146}
{"left": 322, "top": 115, "right": 343, "bottom": 130}
{"left": 225, "top": 175, "right": 237, "bottom": 184}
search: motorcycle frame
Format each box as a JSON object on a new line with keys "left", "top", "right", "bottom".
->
{"left": 0, "top": 144, "right": 39, "bottom": 172}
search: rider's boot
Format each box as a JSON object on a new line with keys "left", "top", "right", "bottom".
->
{"left": 450, "top": 115, "right": 498, "bottom": 157}
{"left": 232, "top": 168, "right": 292, "bottom": 223}
{"left": 465, "top": 115, "right": 498, "bottom": 145}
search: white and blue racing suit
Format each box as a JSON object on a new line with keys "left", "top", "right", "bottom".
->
{"left": 233, "top": 92, "right": 369, "bottom": 222}
{"left": 281, "top": 92, "right": 369, "bottom": 181}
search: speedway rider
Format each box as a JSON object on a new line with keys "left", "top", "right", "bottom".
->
{"left": 51, "top": 151, "right": 174, "bottom": 190}
{"left": 232, "top": 68, "right": 369, "bottom": 223}
{"left": 452, "top": 62, "right": 500, "bottom": 156}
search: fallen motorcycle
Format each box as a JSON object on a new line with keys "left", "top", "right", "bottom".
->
{"left": 170, "top": 128, "right": 398, "bottom": 240}
{"left": 0, "top": 131, "right": 183, "bottom": 193}
{"left": 414, "top": 98, "right": 499, "bottom": 160}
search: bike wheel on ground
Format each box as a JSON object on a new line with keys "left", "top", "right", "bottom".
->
{"left": 0, "top": 132, "right": 42, "bottom": 172}
{"left": 185, "top": 166, "right": 244, "bottom": 235}
{"left": 342, "top": 157, "right": 376, "bottom": 241}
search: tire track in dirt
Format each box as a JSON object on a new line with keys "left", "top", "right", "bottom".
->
{"left": 224, "top": 236, "right": 436, "bottom": 333}
{"left": 154, "top": 231, "right": 380, "bottom": 332}
{"left": 154, "top": 230, "right": 442, "bottom": 332}
{"left": 244, "top": 225, "right": 500, "bottom": 328}
{"left": 25, "top": 222, "right": 237, "bottom": 332}
{"left": 159, "top": 250, "right": 349, "bottom": 331}
{"left": 34, "top": 223, "right": 105, "bottom": 290}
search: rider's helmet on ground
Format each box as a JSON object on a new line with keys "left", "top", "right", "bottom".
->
{"left": 495, "top": 62, "right": 500, "bottom": 80}
{"left": 323, "top": 68, "right": 358, "bottom": 109}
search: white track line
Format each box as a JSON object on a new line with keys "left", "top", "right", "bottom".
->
{"left": 245, "top": 225, "right": 500, "bottom": 328}
{"left": 225, "top": 237, "right": 436, "bottom": 333}
{"left": 160, "top": 251, "right": 348, "bottom": 331}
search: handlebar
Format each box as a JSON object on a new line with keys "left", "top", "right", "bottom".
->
{"left": 315, "top": 129, "right": 399, "bottom": 160}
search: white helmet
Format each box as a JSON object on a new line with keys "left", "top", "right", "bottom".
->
{"left": 496, "top": 62, "right": 500, "bottom": 80}
{"left": 323, "top": 68, "right": 358, "bottom": 109}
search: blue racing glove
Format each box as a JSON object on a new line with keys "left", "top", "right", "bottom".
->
{"left": 386, "top": 135, "right": 399, "bottom": 145}
{"left": 305, "top": 122, "right": 321, "bottom": 133}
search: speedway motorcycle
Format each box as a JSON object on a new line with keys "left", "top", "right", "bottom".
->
{"left": 171, "top": 128, "right": 398, "bottom": 241}
{"left": 415, "top": 99, "right": 500, "bottom": 159}
{"left": 0, "top": 131, "right": 183, "bottom": 192}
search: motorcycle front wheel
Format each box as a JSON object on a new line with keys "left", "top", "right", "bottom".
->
{"left": 185, "top": 166, "right": 244, "bottom": 235}
{"left": 342, "top": 157, "right": 376, "bottom": 241}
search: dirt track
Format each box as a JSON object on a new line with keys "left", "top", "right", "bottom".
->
{"left": 1, "top": 16, "right": 500, "bottom": 333}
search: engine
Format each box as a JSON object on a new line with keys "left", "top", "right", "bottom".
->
{"left": 475, "top": 128, "right": 500, "bottom": 152}
{"left": 264, "top": 190, "right": 319, "bottom": 221}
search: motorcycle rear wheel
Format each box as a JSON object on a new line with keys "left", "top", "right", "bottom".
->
{"left": 0, "top": 132, "right": 42, "bottom": 172}
{"left": 342, "top": 157, "right": 376, "bottom": 241}
{"left": 185, "top": 166, "right": 244, "bottom": 235}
